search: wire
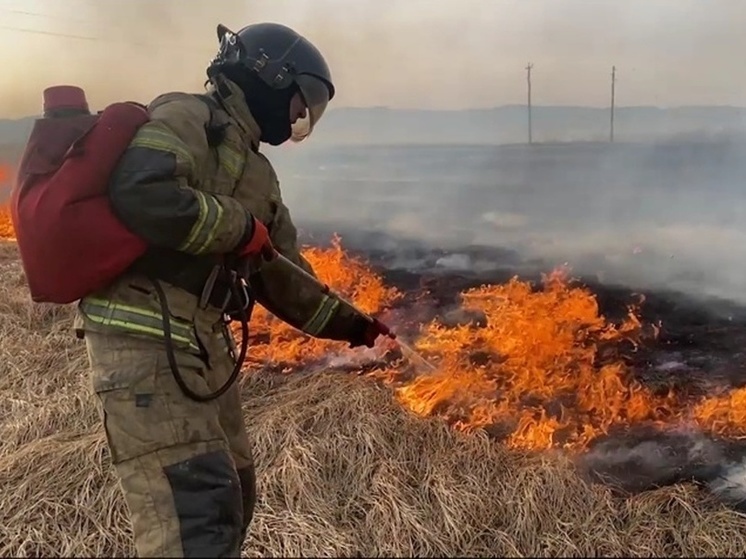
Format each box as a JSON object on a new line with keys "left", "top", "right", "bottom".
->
{"left": 0, "top": 23, "right": 207, "bottom": 51}
{"left": 0, "top": 24, "right": 101, "bottom": 42}
{"left": 0, "top": 5, "right": 213, "bottom": 51}
{"left": 0, "top": 5, "right": 203, "bottom": 47}
{"left": 0, "top": 7, "right": 90, "bottom": 24}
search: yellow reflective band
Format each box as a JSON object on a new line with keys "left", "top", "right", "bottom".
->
{"left": 130, "top": 122, "right": 195, "bottom": 171}
{"left": 302, "top": 295, "right": 341, "bottom": 336}
{"left": 178, "top": 191, "right": 224, "bottom": 254}
{"left": 217, "top": 144, "right": 245, "bottom": 180}
{"left": 80, "top": 298, "right": 199, "bottom": 349}
{"left": 195, "top": 196, "right": 224, "bottom": 254}
{"left": 179, "top": 191, "right": 208, "bottom": 252}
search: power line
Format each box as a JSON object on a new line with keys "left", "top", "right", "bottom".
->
{"left": 1, "top": 8, "right": 51, "bottom": 17}
{"left": 0, "top": 24, "right": 101, "bottom": 42}
{"left": 0, "top": 23, "right": 206, "bottom": 51}
{"left": 0, "top": 6, "right": 211, "bottom": 53}
{"left": 0, "top": 7, "right": 90, "bottom": 24}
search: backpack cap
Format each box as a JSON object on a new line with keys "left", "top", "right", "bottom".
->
{"left": 43, "top": 85, "right": 89, "bottom": 114}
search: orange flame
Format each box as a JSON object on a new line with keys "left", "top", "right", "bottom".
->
{"left": 2, "top": 198, "right": 746, "bottom": 450}
{"left": 387, "top": 270, "right": 669, "bottom": 450}
{"left": 242, "top": 234, "right": 401, "bottom": 366}
{"left": 0, "top": 164, "right": 14, "bottom": 240}
{"left": 0, "top": 205, "right": 12, "bottom": 240}
{"left": 241, "top": 245, "right": 746, "bottom": 452}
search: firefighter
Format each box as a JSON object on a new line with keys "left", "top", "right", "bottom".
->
{"left": 75, "top": 22, "right": 387, "bottom": 557}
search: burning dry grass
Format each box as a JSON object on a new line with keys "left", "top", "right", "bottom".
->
{"left": 0, "top": 163, "right": 13, "bottom": 239}
{"left": 0, "top": 204, "right": 13, "bottom": 240}
{"left": 2, "top": 241, "right": 746, "bottom": 556}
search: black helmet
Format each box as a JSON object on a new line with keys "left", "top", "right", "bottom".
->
{"left": 207, "top": 22, "right": 335, "bottom": 143}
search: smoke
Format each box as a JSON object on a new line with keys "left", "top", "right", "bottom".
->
{"left": 0, "top": 0, "right": 247, "bottom": 115}
{"left": 709, "top": 459, "right": 746, "bottom": 511}
{"left": 577, "top": 427, "right": 727, "bottom": 493}
{"left": 2, "top": 0, "right": 746, "bottom": 116}
{"left": 3, "top": 1, "right": 746, "bottom": 304}
{"left": 575, "top": 424, "right": 746, "bottom": 511}
{"left": 274, "top": 137, "right": 746, "bottom": 307}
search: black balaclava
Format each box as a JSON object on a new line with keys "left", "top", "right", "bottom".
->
{"left": 221, "top": 65, "right": 298, "bottom": 146}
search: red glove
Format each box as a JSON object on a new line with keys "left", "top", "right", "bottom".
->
{"left": 348, "top": 316, "right": 393, "bottom": 349}
{"left": 239, "top": 216, "right": 272, "bottom": 257}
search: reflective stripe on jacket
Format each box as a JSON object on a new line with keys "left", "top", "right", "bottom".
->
{"left": 79, "top": 297, "right": 200, "bottom": 352}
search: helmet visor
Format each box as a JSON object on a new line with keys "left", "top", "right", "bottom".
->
{"left": 290, "top": 74, "right": 331, "bottom": 142}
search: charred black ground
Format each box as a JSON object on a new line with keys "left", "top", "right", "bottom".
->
{"left": 298, "top": 225, "right": 746, "bottom": 509}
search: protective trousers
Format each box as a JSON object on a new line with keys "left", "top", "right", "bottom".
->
{"left": 84, "top": 330, "right": 256, "bottom": 557}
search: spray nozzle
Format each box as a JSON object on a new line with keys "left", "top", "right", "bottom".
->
{"left": 370, "top": 316, "right": 396, "bottom": 339}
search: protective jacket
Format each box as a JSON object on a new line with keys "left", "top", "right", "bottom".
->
{"left": 75, "top": 75, "right": 356, "bottom": 353}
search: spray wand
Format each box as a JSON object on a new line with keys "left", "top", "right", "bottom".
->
{"left": 260, "top": 245, "right": 438, "bottom": 373}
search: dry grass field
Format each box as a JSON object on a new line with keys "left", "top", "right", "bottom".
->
{"left": 2, "top": 238, "right": 746, "bottom": 557}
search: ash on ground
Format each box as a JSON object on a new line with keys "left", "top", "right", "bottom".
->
{"left": 577, "top": 426, "right": 746, "bottom": 511}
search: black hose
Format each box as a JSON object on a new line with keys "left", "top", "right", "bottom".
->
{"left": 148, "top": 274, "right": 252, "bottom": 402}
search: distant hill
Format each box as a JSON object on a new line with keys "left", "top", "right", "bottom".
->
{"left": 311, "top": 105, "right": 746, "bottom": 145}
{"left": 1, "top": 105, "right": 745, "bottom": 148}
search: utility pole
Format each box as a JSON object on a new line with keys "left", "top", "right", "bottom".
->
{"left": 610, "top": 65, "right": 616, "bottom": 143}
{"left": 526, "top": 62, "right": 533, "bottom": 145}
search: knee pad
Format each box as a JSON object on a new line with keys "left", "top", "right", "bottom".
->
{"left": 163, "top": 449, "right": 244, "bottom": 556}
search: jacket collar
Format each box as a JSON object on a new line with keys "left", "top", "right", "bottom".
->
{"left": 206, "top": 75, "right": 262, "bottom": 150}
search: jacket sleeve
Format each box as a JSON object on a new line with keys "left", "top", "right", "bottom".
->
{"left": 249, "top": 199, "right": 361, "bottom": 342}
{"left": 108, "top": 96, "right": 254, "bottom": 255}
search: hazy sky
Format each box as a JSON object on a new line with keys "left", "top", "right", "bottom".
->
{"left": 0, "top": 0, "right": 745, "bottom": 118}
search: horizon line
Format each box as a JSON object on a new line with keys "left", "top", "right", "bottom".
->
{"left": 2, "top": 103, "right": 746, "bottom": 121}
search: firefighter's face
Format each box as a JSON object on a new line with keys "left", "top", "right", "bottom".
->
{"left": 289, "top": 91, "right": 307, "bottom": 124}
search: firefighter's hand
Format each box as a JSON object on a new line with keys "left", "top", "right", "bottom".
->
{"left": 239, "top": 216, "right": 272, "bottom": 258}
{"left": 347, "top": 315, "right": 390, "bottom": 349}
